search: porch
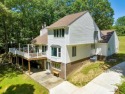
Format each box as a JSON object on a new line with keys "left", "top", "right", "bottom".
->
{"left": 9, "top": 43, "right": 48, "bottom": 75}
{"left": 9, "top": 44, "right": 47, "bottom": 60}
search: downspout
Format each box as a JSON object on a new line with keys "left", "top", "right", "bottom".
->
{"left": 64, "top": 40, "right": 67, "bottom": 80}
{"left": 65, "top": 61, "right": 66, "bottom": 80}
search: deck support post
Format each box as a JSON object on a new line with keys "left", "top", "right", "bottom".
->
{"left": 9, "top": 53, "right": 11, "bottom": 63}
{"left": 28, "top": 44, "right": 30, "bottom": 58}
{"left": 22, "top": 58, "right": 24, "bottom": 70}
{"left": 19, "top": 43, "right": 20, "bottom": 51}
{"left": 11, "top": 56, "right": 13, "bottom": 64}
{"left": 44, "top": 60, "right": 46, "bottom": 70}
{"left": 28, "top": 60, "right": 30, "bottom": 75}
{"left": 16, "top": 55, "right": 18, "bottom": 66}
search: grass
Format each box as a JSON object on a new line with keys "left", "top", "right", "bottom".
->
{"left": 0, "top": 64, "right": 48, "bottom": 94}
{"left": 67, "top": 36, "right": 125, "bottom": 87}
{"left": 115, "top": 77, "right": 125, "bottom": 94}
{"left": 115, "top": 36, "right": 125, "bottom": 94}
{"left": 118, "top": 36, "right": 125, "bottom": 54}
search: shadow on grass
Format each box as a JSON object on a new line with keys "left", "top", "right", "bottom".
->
{"left": 104, "top": 53, "right": 125, "bottom": 67}
{"left": 103, "top": 53, "right": 125, "bottom": 75}
{"left": 3, "top": 84, "right": 35, "bottom": 94}
{"left": 0, "top": 63, "right": 23, "bottom": 82}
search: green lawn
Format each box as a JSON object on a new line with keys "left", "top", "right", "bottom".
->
{"left": 118, "top": 36, "right": 125, "bottom": 53}
{"left": 67, "top": 36, "right": 125, "bottom": 87}
{"left": 116, "top": 36, "right": 125, "bottom": 94}
{"left": 0, "top": 64, "right": 48, "bottom": 94}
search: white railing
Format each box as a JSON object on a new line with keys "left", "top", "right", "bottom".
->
{"left": 9, "top": 48, "right": 17, "bottom": 54}
{"left": 9, "top": 48, "right": 46, "bottom": 59}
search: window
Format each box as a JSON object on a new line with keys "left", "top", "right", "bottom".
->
{"left": 58, "top": 48, "right": 61, "bottom": 57}
{"left": 53, "top": 29, "right": 65, "bottom": 37}
{"left": 51, "top": 47, "right": 57, "bottom": 56}
{"left": 42, "top": 45, "right": 47, "bottom": 52}
{"left": 72, "top": 46, "right": 76, "bottom": 57}
{"left": 51, "top": 46, "right": 61, "bottom": 57}
{"left": 52, "top": 62, "right": 61, "bottom": 69}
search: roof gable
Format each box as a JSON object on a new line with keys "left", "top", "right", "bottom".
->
{"left": 100, "top": 30, "right": 114, "bottom": 43}
{"left": 31, "top": 28, "right": 48, "bottom": 45}
{"left": 47, "top": 11, "right": 87, "bottom": 29}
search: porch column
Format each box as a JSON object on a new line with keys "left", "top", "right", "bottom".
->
{"left": 22, "top": 58, "right": 24, "bottom": 69}
{"left": 28, "top": 60, "right": 30, "bottom": 75}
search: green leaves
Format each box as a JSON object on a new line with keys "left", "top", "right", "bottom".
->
{"left": 116, "top": 16, "right": 125, "bottom": 26}
{"left": 113, "top": 16, "right": 125, "bottom": 36}
{"left": 0, "top": 0, "right": 114, "bottom": 53}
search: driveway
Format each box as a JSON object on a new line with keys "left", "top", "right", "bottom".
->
{"left": 50, "top": 62, "right": 125, "bottom": 94}
{"left": 50, "top": 81, "right": 78, "bottom": 94}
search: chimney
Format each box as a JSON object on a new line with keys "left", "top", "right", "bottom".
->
{"left": 42, "top": 25, "right": 44, "bottom": 29}
{"left": 44, "top": 22, "right": 46, "bottom": 28}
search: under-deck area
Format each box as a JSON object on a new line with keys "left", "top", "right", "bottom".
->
{"left": 9, "top": 54, "right": 47, "bottom": 74}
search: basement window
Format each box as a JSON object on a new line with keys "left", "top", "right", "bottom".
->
{"left": 52, "top": 62, "right": 61, "bottom": 70}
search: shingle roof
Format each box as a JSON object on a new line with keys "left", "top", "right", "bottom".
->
{"left": 47, "top": 11, "right": 87, "bottom": 29}
{"left": 100, "top": 30, "right": 114, "bottom": 43}
{"left": 31, "top": 29, "right": 48, "bottom": 45}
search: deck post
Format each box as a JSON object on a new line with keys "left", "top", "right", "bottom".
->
{"left": 28, "top": 60, "right": 30, "bottom": 75}
{"left": 28, "top": 44, "right": 30, "bottom": 58}
{"left": 9, "top": 53, "right": 11, "bottom": 63}
{"left": 19, "top": 43, "right": 20, "bottom": 51}
{"left": 37, "top": 51, "right": 38, "bottom": 58}
{"left": 17, "top": 56, "right": 19, "bottom": 66}
{"left": 16, "top": 55, "right": 17, "bottom": 66}
{"left": 11, "top": 56, "right": 13, "bottom": 64}
{"left": 22, "top": 58, "right": 24, "bottom": 69}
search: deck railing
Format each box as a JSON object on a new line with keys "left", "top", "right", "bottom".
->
{"left": 9, "top": 48, "right": 46, "bottom": 59}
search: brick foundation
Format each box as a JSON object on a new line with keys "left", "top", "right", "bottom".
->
{"left": 66, "top": 57, "right": 90, "bottom": 76}
{"left": 50, "top": 55, "right": 107, "bottom": 79}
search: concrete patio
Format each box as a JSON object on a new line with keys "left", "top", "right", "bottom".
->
{"left": 26, "top": 70, "right": 64, "bottom": 90}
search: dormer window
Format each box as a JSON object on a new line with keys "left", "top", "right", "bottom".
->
{"left": 54, "top": 29, "right": 65, "bottom": 37}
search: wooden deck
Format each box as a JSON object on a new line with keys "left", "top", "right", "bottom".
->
{"left": 9, "top": 48, "right": 47, "bottom": 75}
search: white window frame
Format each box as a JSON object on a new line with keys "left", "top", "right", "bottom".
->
{"left": 42, "top": 45, "right": 47, "bottom": 52}
{"left": 53, "top": 29, "right": 65, "bottom": 38}
{"left": 51, "top": 46, "right": 61, "bottom": 57}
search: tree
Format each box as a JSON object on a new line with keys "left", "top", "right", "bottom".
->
{"left": 114, "top": 16, "right": 125, "bottom": 36}
{"left": 0, "top": 1, "right": 13, "bottom": 53}
{"left": 69, "top": 0, "right": 114, "bottom": 30}
{"left": 0, "top": 0, "right": 115, "bottom": 53}
{"left": 115, "top": 16, "right": 125, "bottom": 26}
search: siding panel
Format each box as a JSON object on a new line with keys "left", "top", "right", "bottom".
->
{"left": 69, "top": 12, "right": 101, "bottom": 44}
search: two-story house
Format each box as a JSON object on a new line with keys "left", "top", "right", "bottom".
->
{"left": 9, "top": 11, "right": 119, "bottom": 79}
